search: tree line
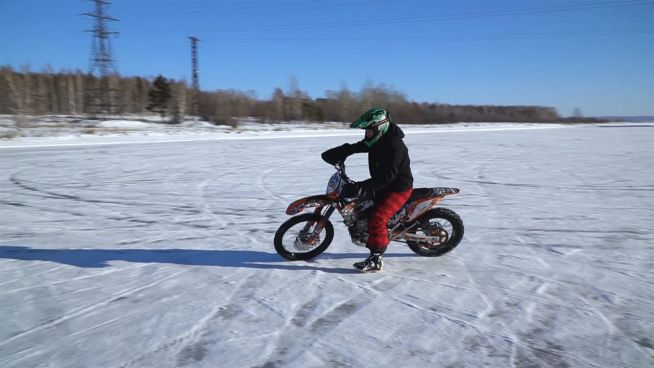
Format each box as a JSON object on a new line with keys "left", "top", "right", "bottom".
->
{"left": 1, "top": 65, "right": 601, "bottom": 124}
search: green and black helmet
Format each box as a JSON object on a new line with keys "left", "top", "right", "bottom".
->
{"left": 351, "top": 108, "right": 391, "bottom": 147}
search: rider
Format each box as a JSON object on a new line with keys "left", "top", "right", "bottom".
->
{"left": 321, "top": 108, "right": 413, "bottom": 272}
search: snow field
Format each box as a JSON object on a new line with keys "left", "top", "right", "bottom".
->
{"left": 0, "top": 123, "right": 653, "bottom": 367}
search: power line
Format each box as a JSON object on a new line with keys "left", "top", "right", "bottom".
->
{"left": 205, "top": 26, "right": 654, "bottom": 44}
{"left": 125, "top": 0, "right": 653, "bottom": 35}
{"left": 167, "top": 0, "right": 394, "bottom": 17}
{"left": 119, "top": 0, "right": 395, "bottom": 31}
{"left": 194, "top": 0, "right": 654, "bottom": 33}
{"left": 126, "top": 24, "right": 654, "bottom": 45}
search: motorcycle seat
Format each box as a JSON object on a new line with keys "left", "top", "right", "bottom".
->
{"left": 408, "top": 187, "right": 460, "bottom": 201}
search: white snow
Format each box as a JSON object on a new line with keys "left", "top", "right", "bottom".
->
{"left": 0, "top": 114, "right": 580, "bottom": 149}
{"left": 98, "top": 120, "right": 154, "bottom": 129}
{"left": 0, "top": 119, "right": 653, "bottom": 367}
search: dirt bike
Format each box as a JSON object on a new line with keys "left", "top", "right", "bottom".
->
{"left": 274, "top": 161, "right": 464, "bottom": 261}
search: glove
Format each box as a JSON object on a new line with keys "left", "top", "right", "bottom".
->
{"left": 356, "top": 180, "right": 375, "bottom": 200}
{"left": 341, "top": 180, "right": 375, "bottom": 200}
{"left": 341, "top": 182, "right": 360, "bottom": 199}
{"left": 321, "top": 145, "right": 348, "bottom": 165}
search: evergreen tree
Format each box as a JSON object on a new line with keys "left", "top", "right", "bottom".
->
{"left": 147, "top": 75, "right": 171, "bottom": 118}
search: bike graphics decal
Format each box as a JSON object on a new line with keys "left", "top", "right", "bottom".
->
{"left": 286, "top": 195, "right": 334, "bottom": 215}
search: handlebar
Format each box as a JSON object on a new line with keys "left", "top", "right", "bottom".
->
{"left": 333, "top": 161, "right": 355, "bottom": 184}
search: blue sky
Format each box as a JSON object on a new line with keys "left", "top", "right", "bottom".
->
{"left": 1, "top": 0, "right": 653, "bottom": 116}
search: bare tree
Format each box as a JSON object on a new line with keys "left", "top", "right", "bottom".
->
{"left": 271, "top": 88, "right": 285, "bottom": 122}
{"left": 0, "top": 65, "right": 571, "bottom": 123}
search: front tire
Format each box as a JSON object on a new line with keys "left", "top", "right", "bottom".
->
{"left": 274, "top": 213, "right": 334, "bottom": 261}
{"left": 406, "top": 208, "right": 464, "bottom": 257}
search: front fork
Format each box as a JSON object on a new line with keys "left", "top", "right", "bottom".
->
{"left": 301, "top": 205, "right": 336, "bottom": 243}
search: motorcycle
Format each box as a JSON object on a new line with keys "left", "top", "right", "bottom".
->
{"left": 274, "top": 161, "right": 464, "bottom": 261}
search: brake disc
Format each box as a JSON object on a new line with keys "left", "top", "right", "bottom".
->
{"left": 294, "top": 230, "right": 319, "bottom": 251}
{"left": 423, "top": 221, "right": 449, "bottom": 246}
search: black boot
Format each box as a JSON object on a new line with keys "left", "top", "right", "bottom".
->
{"left": 353, "top": 252, "right": 384, "bottom": 272}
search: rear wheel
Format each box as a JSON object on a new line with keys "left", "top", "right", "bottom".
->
{"left": 274, "top": 213, "right": 334, "bottom": 261}
{"left": 406, "top": 208, "right": 464, "bottom": 257}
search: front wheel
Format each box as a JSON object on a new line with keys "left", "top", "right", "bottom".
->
{"left": 406, "top": 208, "right": 464, "bottom": 257}
{"left": 274, "top": 213, "right": 334, "bottom": 261}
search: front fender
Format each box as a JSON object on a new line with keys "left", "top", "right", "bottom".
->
{"left": 286, "top": 195, "right": 337, "bottom": 215}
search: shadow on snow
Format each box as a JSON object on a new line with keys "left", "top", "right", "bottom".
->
{"left": 0, "top": 245, "right": 413, "bottom": 273}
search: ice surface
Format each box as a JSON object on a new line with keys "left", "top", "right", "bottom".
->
{"left": 0, "top": 123, "right": 653, "bottom": 367}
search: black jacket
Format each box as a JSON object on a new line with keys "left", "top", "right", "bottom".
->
{"left": 321, "top": 123, "right": 413, "bottom": 197}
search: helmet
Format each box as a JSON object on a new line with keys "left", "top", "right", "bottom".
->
{"left": 351, "top": 108, "right": 391, "bottom": 147}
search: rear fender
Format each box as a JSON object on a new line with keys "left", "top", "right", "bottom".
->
{"left": 404, "top": 197, "right": 443, "bottom": 223}
{"left": 286, "top": 195, "right": 337, "bottom": 215}
{"left": 401, "top": 187, "right": 460, "bottom": 223}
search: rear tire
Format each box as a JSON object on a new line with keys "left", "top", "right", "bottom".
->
{"left": 274, "top": 213, "right": 334, "bottom": 261}
{"left": 406, "top": 208, "right": 464, "bottom": 257}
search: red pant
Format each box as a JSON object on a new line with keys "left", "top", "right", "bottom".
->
{"left": 367, "top": 188, "right": 413, "bottom": 252}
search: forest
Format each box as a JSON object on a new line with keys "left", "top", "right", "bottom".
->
{"left": 0, "top": 66, "right": 599, "bottom": 125}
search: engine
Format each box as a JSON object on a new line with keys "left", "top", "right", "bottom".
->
{"left": 341, "top": 199, "right": 375, "bottom": 247}
{"left": 347, "top": 218, "right": 368, "bottom": 247}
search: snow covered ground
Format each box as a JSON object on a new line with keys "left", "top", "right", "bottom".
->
{"left": 0, "top": 114, "right": 590, "bottom": 147}
{"left": 0, "top": 121, "right": 652, "bottom": 367}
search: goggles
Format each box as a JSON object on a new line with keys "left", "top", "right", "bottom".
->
{"left": 366, "top": 118, "right": 389, "bottom": 133}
